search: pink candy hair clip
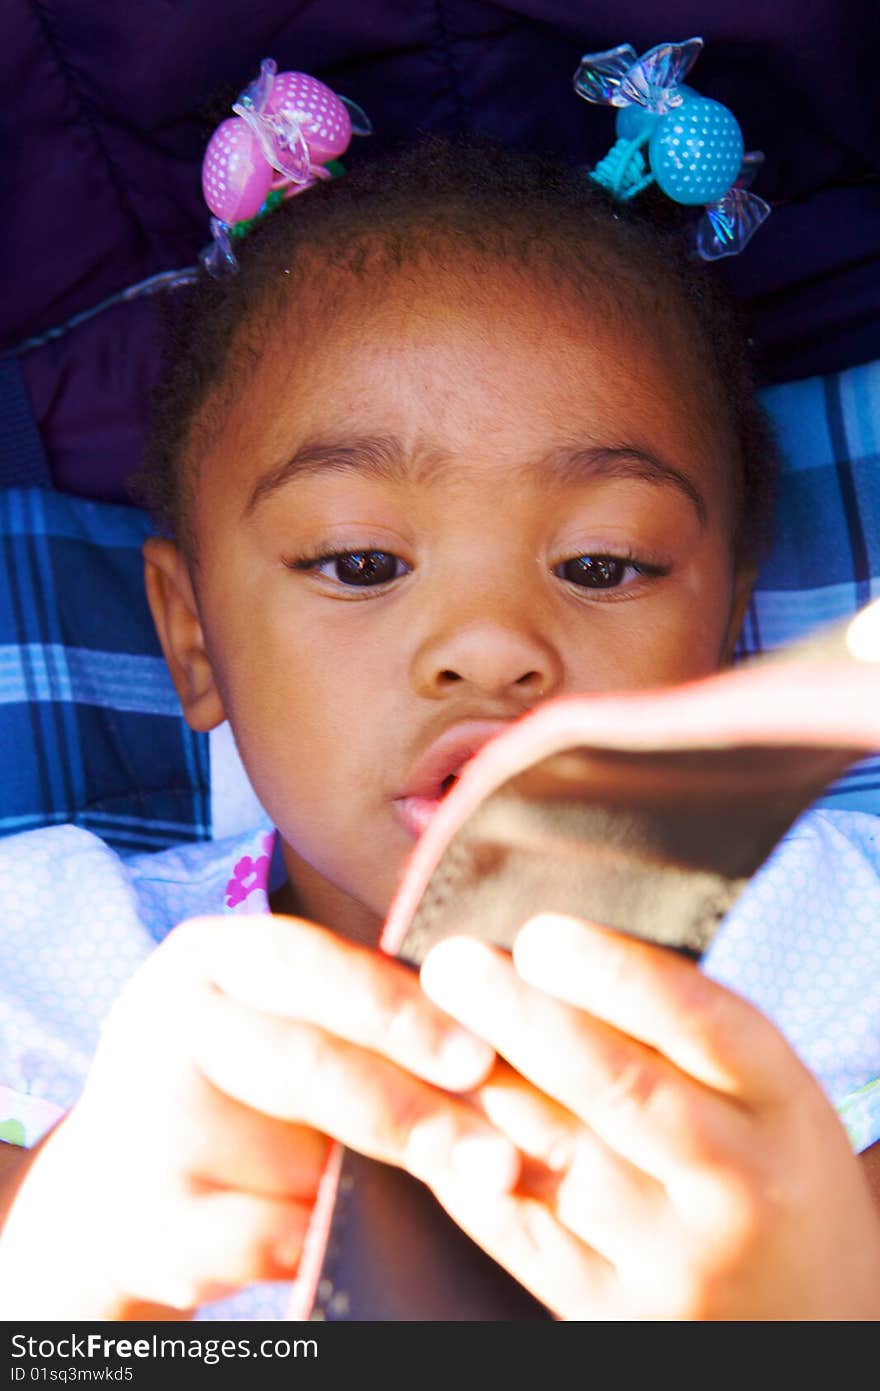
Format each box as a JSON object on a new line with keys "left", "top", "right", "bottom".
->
{"left": 200, "top": 58, "right": 372, "bottom": 275}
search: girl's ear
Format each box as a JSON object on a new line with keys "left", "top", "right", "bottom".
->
{"left": 721, "top": 559, "right": 758, "bottom": 666}
{"left": 143, "top": 537, "right": 226, "bottom": 732}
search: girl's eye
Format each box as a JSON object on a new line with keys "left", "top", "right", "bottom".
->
{"left": 311, "top": 550, "right": 408, "bottom": 587}
{"left": 555, "top": 555, "right": 665, "bottom": 590}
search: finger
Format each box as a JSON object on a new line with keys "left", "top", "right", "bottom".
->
{"left": 189, "top": 982, "right": 520, "bottom": 1195}
{"left": 421, "top": 935, "right": 756, "bottom": 1182}
{"left": 476, "top": 1062, "right": 667, "bottom": 1265}
{"left": 476, "top": 1059, "right": 582, "bottom": 1173}
{"left": 170, "top": 915, "right": 495, "bottom": 1092}
{"left": 108, "top": 1186, "right": 313, "bottom": 1311}
{"left": 89, "top": 980, "right": 331, "bottom": 1202}
{"left": 513, "top": 913, "right": 813, "bottom": 1105}
{"left": 149, "top": 1062, "right": 331, "bottom": 1199}
{"left": 428, "top": 1177, "right": 618, "bottom": 1321}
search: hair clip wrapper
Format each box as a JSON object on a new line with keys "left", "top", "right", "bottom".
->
{"left": 574, "top": 38, "right": 770, "bottom": 260}
{"left": 199, "top": 58, "right": 372, "bottom": 275}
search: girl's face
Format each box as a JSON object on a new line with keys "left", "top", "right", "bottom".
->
{"left": 146, "top": 261, "right": 755, "bottom": 944}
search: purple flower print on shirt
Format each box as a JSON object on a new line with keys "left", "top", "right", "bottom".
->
{"left": 224, "top": 832, "right": 274, "bottom": 908}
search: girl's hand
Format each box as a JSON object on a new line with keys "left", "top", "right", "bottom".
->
{"left": 0, "top": 914, "right": 515, "bottom": 1318}
{"left": 419, "top": 915, "right": 880, "bottom": 1320}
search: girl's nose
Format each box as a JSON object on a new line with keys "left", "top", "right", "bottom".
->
{"left": 410, "top": 616, "right": 563, "bottom": 702}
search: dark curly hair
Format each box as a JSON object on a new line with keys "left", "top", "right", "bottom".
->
{"left": 133, "top": 133, "right": 780, "bottom": 565}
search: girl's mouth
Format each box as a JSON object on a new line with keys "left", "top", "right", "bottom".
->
{"left": 393, "top": 718, "right": 510, "bottom": 839}
{"left": 394, "top": 774, "right": 459, "bottom": 838}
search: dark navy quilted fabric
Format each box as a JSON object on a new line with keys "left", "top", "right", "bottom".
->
{"left": 2, "top": 2, "right": 878, "bottom": 503}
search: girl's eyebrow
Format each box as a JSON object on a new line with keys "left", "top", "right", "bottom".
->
{"left": 539, "top": 443, "right": 707, "bottom": 525}
{"left": 243, "top": 436, "right": 412, "bottom": 516}
{"left": 243, "top": 435, "right": 707, "bottom": 525}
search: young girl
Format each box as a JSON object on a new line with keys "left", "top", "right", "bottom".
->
{"left": 1, "top": 136, "right": 879, "bottom": 1321}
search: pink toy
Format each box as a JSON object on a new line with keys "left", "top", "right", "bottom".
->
{"left": 264, "top": 70, "right": 354, "bottom": 170}
{"left": 201, "top": 117, "right": 273, "bottom": 225}
{"left": 200, "top": 58, "right": 372, "bottom": 252}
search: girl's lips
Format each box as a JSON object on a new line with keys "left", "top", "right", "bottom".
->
{"left": 394, "top": 794, "right": 443, "bottom": 838}
{"left": 398, "top": 719, "right": 511, "bottom": 800}
{"left": 393, "top": 719, "right": 512, "bottom": 839}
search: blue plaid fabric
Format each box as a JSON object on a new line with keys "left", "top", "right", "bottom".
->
{"left": 738, "top": 357, "right": 880, "bottom": 813}
{"left": 0, "top": 487, "right": 209, "bottom": 852}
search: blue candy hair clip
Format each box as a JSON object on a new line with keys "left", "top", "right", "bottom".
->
{"left": 574, "top": 37, "right": 770, "bottom": 260}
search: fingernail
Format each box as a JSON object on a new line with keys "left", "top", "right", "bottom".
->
{"left": 406, "top": 1116, "right": 519, "bottom": 1193}
{"left": 848, "top": 597, "right": 880, "bottom": 662}
{"left": 451, "top": 1133, "right": 520, "bottom": 1192}
{"left": 421, "top": 936, "right": 492, "bottom": 1003}
{"left": 437, "top": 1030, "right": 495, "bottom": 1089}
{"left": 514, "top": 913, "right": 585, "bottom": 974}
{"left": 273, "top": 1232, "right": 303, "bottom": 1273}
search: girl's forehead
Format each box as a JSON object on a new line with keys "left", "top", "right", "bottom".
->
{"left": 240, "top": 260, "right": 724, "bottom": 464}
{"left": 194, "top": 254, "right": 734, "bottom": 538}
{"left": 189, "top": 255, "right": 742, "bottom": 567}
